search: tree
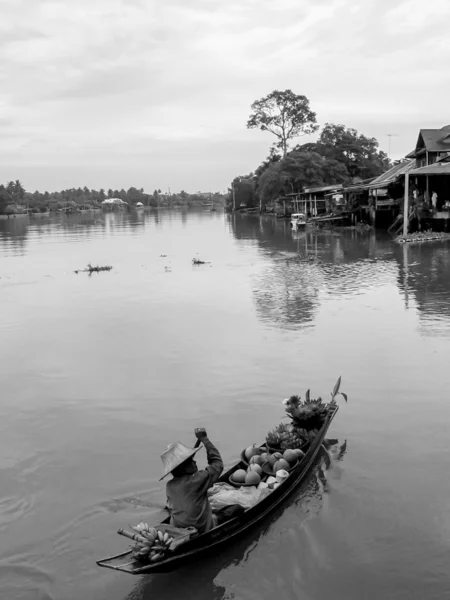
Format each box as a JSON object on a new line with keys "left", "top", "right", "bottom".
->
{"left": 304, "top": 123, "right": 390, "bottom": 179}
{"left": 0, "top": 184, "right": 8, "bottom": 213}
{"left": 230, "top": 176, "right": 255, "bottom": 208}
{"left": 257, "top": 151, "right": 349, "bottom": 206}
{"left": 247, "top": 90, "right": 318, "bottom": 157}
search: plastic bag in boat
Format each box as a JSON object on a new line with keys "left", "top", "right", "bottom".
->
{"left": 208, "top": 482, "right": 272, "bottom": 510}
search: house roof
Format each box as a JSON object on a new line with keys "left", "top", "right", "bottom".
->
{"left": 408, "top": 125, "right": 450, "bottom": 157}
{"left": 302, "top": 184, "right": 343, "bottom": 193}
{"left": 409, "top": 162, "right": 450, "bottom": 176}
{"left": 342, "top": 160, "right": 416, "bottom": 192}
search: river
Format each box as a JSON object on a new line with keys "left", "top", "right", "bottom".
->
{"left": 1, "top": 209, "right": 449, "bottom": 600}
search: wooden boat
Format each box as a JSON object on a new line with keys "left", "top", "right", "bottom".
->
{"left": 290, "top": 213, "right": 307, "bottom": 230}
{"left": 97, "top": 404, "right": 339, "bottom": 575}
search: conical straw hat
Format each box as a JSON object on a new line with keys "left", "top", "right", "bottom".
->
{"left": 159, "top": 442, "right": 202, "bottom": 480}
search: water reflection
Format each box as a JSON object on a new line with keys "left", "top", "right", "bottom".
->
{"left": 230, "top": 215, "right": 398, "bottom": 330}
{"left": 232, "top": 214, "right": 450, "bottom": 337}
{"left": 395, "top": 240, "right": 450, "bottom": 336}
{"left": 0, "top": 216, "right": 29, "bottom": 256}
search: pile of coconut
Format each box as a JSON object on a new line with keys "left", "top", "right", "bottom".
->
{"left": 231, "top": 445, "right": 304, "bottom": 488}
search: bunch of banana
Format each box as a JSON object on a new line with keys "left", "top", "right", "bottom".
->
{"left": 267, "top": 423, "right": 295, "bottom": 448}
{"left": 130, "top": 523, "right": 174, "bottom": 563}
{"left": 279, "top": 429, "right": 307, "bottom": 451}
{"left": 266, "top": 428, "right": 282, "bottom": 447}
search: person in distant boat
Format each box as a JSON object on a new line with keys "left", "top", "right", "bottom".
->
{"left": 161, "top": 428, "right": 224, "bottom": 534}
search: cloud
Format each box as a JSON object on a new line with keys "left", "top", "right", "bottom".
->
{"left": 0, "top": 0, "right": 449, "bottom": 191}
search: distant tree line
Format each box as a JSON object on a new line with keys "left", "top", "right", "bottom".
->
{"left": 0, "top": 182, "right": 225, "bottom": 214}
{"left": 230, "top": 90, "right": 391, "bottom": 209}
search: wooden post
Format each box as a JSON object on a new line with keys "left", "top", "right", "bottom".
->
{"left": 403, "top": 173, "right": 410, "bottom": 236}
{"left": 232, "top": 182, "right": 236, "bottom": 211}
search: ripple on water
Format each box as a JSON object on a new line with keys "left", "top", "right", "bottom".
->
{"left": 0, "top": 563, "right": 55, "bottom": 600}
{"left": 0, "top": 494, "right": 37, "bottom": 530}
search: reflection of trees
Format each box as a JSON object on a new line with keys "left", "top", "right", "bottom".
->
{"left": 394, "top": 242, "right": 450, "bottom": 335}
{"left": 229, "top": 214, "right": 397, "bottom": 330}
{"left": 253, "top": 258, "right": 320, "bottom": 329}
{"left": 0, "top": 216, "right": 29, "bottom": 256}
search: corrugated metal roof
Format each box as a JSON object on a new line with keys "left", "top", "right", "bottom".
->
{"left": 409, "top": 162, "right": 450, "bottom": 176}
{"left": 370, "top": 159, "right": 416, "bottom": 185}
{"left": 342, "top": 160, "right": 416, "bottom": 192}
{"left": 302, "top": 184, "right": 343, "bottom": 193}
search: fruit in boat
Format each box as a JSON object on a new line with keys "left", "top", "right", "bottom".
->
{"left": 244, "top": 445, "right": 261, "bottom": 461}
{"left": 273, "top": 458, "right": 290, "bottom": 472}
{"left": 260, "top": 452, "right": 269, "bottom": 463}
{"left": 267, "top": 422, "right": 308, "bottom": 450}
{"left": 267, "top": 454, "right": 277, "bottom": 466}
{"left": 233, "top": 469, "right": 247, "bottom": 483}
{"left": 273, "top": 452, "right": 283, "bottom": 459}
{"left": 245, "top": 471, "right": 261, "bottom": 485}
{"left": 248, "top": 464, "right": 262, "bottom": 476}
{"left": 283, "top": 449, "right": 298, "bottom": 465}
{"left": 293, "top": 448, "right": 305, "bottom": 459}
{"left": 249, "top": 455, "right": 263, "bottom": 466}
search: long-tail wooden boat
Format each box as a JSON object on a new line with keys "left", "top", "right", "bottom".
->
{"left": 97, "top": 404, "right": 339, "bottom": 575}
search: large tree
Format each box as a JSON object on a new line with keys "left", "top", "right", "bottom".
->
{"left": 247, "top": 90, "right": 318, "bottom": 157}
{"left": 301, "top": 123, "right": 390, "bottom": 180}
{"left": 257, "top": 151, "right": 348, "bottom": 205}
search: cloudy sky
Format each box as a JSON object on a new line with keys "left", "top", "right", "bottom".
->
{"left": 1, "top": 0, "right": 449, "bottom": 193}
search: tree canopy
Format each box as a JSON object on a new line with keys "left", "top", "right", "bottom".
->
{"left": 298, "top": 123, "right": 390, "bottom": 180}
{"left": 0, "top": 183, "right": 226, "bottom": 214}
{"left": 232, "top": 118, "right": 391, "bottom": 208}
{"left": 257, "top": 150, "right": 348, "bottom": 203}
{"left": 247, "top": 90, "right": 318, "bottom": 157}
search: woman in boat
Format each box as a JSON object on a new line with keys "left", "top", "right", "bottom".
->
{"left": 161, "top": 428, "right": 224, "bottom": 534}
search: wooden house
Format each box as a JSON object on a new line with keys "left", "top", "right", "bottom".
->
{"left": 406, "top": 125, "right": 450, "bottom": 167}
{"left": 289, "top": 185, "right": 343, "bottom": 216}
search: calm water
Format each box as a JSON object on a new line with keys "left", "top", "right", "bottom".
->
{"left": 1, "top": 210, "right": 450, "bottom": 600}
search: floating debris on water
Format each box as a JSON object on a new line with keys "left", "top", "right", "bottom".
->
{"left": 192, "top": 258, "right": 210, "bottom": 265}
{"left": 395, "top": 231, "right": 450, "bottom": 244}
{"left": 74, "top": 263, "right": 113, "bottom": 274}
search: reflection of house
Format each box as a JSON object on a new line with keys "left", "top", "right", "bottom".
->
{"left": 395, "top": 242, "right": 450, "bottom": 335}
{"left": 406, "top": 125, "right": 450, "bottom": 168}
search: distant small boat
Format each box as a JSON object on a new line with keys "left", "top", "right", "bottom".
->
{"left": 290, "top": 213, "right": 307, "bottom": 229}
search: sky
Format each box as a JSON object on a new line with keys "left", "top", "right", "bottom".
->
{"left": 1, "top": 0, "right": 449, "bottom": 193}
